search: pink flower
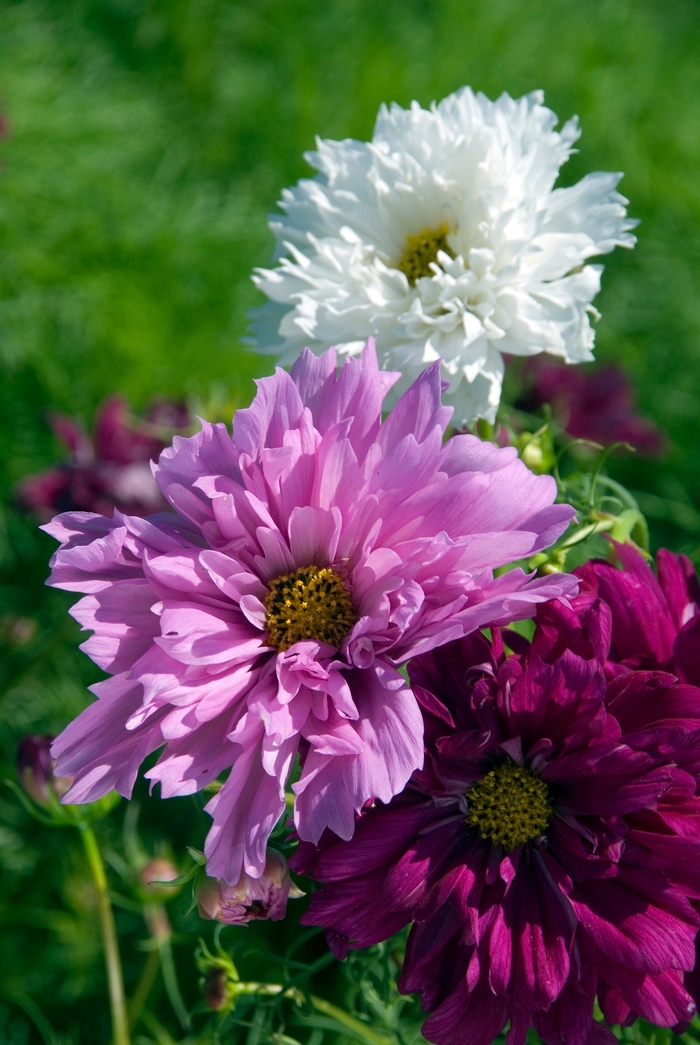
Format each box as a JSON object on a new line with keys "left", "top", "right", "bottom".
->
{"left": 19, "top": 396, "right": 191, "bottom": 520}
{"left": 197, "top": 849, "right": 303, "bottom": 925}
{"left": 45, "top": 340, "right": 576, "bottom": 883}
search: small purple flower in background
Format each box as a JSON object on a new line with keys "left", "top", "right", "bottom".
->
{"left": 519, "top": 357, "right": 665, "bottom": 454}
{"left": 19, "top": 396, "right": 191, "bottom": 520}
{"left": 294, "top": 595, "right": 700, "bottom": 1045}
{"left": 197, "top": 849, "right": 304, "bottom": 925}
{"left": 43, "top": 339, "right": 576, "bottom": 885}
{"left": 577, "top": 542, "right": 700, "bottom": 685}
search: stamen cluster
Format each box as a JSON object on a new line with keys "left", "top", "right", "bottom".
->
{"left": 467, "top": 760, "right": 551, "bottom": 851}
{"left": 397, "top": 225, "right": 454, "bottom": 284}
{"left": 264, "top": 565, "right": 356, "bottom": 651}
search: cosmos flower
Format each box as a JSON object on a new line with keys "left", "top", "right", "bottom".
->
{"left": 294, "top": 596, "right": 700, "bottom": 1045}
{"left": 197, "top": 849, "right": 304, "bottom": 925}
{"left": 44, "top": 339, "right": 576, "bottom": 885}
{"left": 19, "top": 396, "right": 191, "bottom": 520}
{"left": 577, "top": 542, "right": 700, "bottom": 684}
{"left": 518, "top": 357, "right": 664, "bottom": 454}
{"left": 251, "top": 87, "right": 636, "bottom": 425}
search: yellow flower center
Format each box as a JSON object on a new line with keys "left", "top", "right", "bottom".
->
{"left": 264, "top": 565, "right": 356, "bottom": 651}
{"left": 467, "top": 761, "right": 551, "bottom": 851}
{"left": 396, "top": 223, "right": 455, "bottom": 285}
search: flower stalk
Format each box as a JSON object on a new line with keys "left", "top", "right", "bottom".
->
{"left": 79, "top": 823, "right": 130, "bottom": 1045}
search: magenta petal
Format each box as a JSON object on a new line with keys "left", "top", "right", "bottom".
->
{"left": 421, "top": 973, "right": 509, "bottom": 1045}
{"left": 569, "top": 874, "right": 698, "bottom": 974}
{"left": 594, "top": 952, "right": 697, "bottom": 1028}
{"left": 656, "top": 548, "right": 700, "bottom": 631}
{"left": 301, "top": 868, "right": 410, "bottom": 951}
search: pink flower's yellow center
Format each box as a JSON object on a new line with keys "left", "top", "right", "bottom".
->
{"left": 265, "top": 565, "right": 356, "bottom": 652}
{"left": 467, "top": 761, "right": 551, "bottom": 851}
{"left": 396, "top": 223, "right": 455, "bottom": 285}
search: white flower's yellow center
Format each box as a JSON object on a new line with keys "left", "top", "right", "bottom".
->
{"left": 467, "top": 762, "right": 551, "bottom": 851}
{"left": 397, "top": 223, "right": 455, "bottom": 284}
{"left": 265, "top": 565, "right": 356, "bottom": 651}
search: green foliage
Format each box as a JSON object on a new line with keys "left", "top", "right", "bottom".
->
{"left": 0, "top": 1, "right": 700, "bottom": 1043}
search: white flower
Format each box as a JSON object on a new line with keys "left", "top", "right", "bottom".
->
{"left": 250, "top": 87, "right": 637, "bottom": 424}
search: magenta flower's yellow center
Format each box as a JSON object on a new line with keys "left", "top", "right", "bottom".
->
{"left": 467, "top": 761, "right": 551, "bottom": 851}
{"left": 396, "top": 223, "right": 455, "bottom": 285}
{"left": 265, "top": 565, "right": 356, "bottom": 651}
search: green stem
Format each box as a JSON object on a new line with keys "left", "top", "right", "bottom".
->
{"left": 158, "top": 934, "right": 190, "bottom": 1030}
{"left": 79, "top": 823, "right": 130, "bottom": 1045}
{"left": 128, "top": 948, "right": 161, "bottom": 1030}
{"left": 310, "top": 996, "right": 394, "bottom": 1045}
{"left": 143, "top": 902, "right": 190, "bottom": 1031}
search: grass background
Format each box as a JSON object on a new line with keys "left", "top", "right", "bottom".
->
{"left": 0, "top": 0, "right": 699, "bottom": 1041}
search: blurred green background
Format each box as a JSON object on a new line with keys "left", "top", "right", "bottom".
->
{"left": 1, "top": 0, "right": 700, "bottom": 1041}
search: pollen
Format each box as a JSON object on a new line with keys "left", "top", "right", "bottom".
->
{"left": 265, "top": 565, "right": 357, "bottom": 651}
{"left": 396, "top": 223, "right": 455, "bottom": 285}
{"left": 467, "top": 761, "right": 551, "bottom": 852}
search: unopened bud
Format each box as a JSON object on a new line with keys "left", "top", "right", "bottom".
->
{"left": 197, "top": 849, "right": 304, "bottom": 926}
{"left": 139, "top": 858, "right": 181, "bottom": 901}
{"left": 204, "top": 967, "right": 230, "bottom": 1011}
{"left": 518, "top": 428, "right": 555, "bottom": 475}
{"left": 16, "top": 735, "right": 72, "bottom": 807}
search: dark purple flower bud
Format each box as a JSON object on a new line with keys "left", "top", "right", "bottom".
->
{"left": 197, "top": 850, "right": 304, "bottom": 925}
{"left": 203, "top": 967, "right": 230, "bottom": 1011}
{"left": 16, "top": 735, "right": 72, "bottom": 807}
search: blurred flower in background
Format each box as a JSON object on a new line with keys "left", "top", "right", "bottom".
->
{"left": 18, "top": 396, "right": 191, "bottom": 520}
{"left": 519, "top": 357, "right": 665, "bottom": 453}
{"left": 251, "top": 86, "right": 636, "bottom": 425}
{"left": 16, "top": 734, "right": 72, "bottom": 807}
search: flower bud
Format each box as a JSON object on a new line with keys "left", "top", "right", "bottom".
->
{"left": 16, "top": 735, "right": 72, "bottom": 807}
{"left": 517, "top": 428, "right": 555, "bottom": 475}
{"left": 203, "top": 967, "right": 230, "bottom": 1011}
{"left": 138, "top": 857, "right": 181, "bottom": 902}
{"left": 197, "top": 849, "right": 304, "bottom": 925}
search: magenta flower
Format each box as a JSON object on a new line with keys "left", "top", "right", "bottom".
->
{"left": 45, "top": 339, "right": 576, "bottom": 884}
{"left": 19, "top": 396, "right": 191, "bottom": 520}
{"left": 519, "top": 357, "right": 665, "bottom": 455}
{"left": 577, "top": 542, "right": 700, "bottom": 685}
{"left": 294, "top": 596, "right": 700, "bottom": 1045}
